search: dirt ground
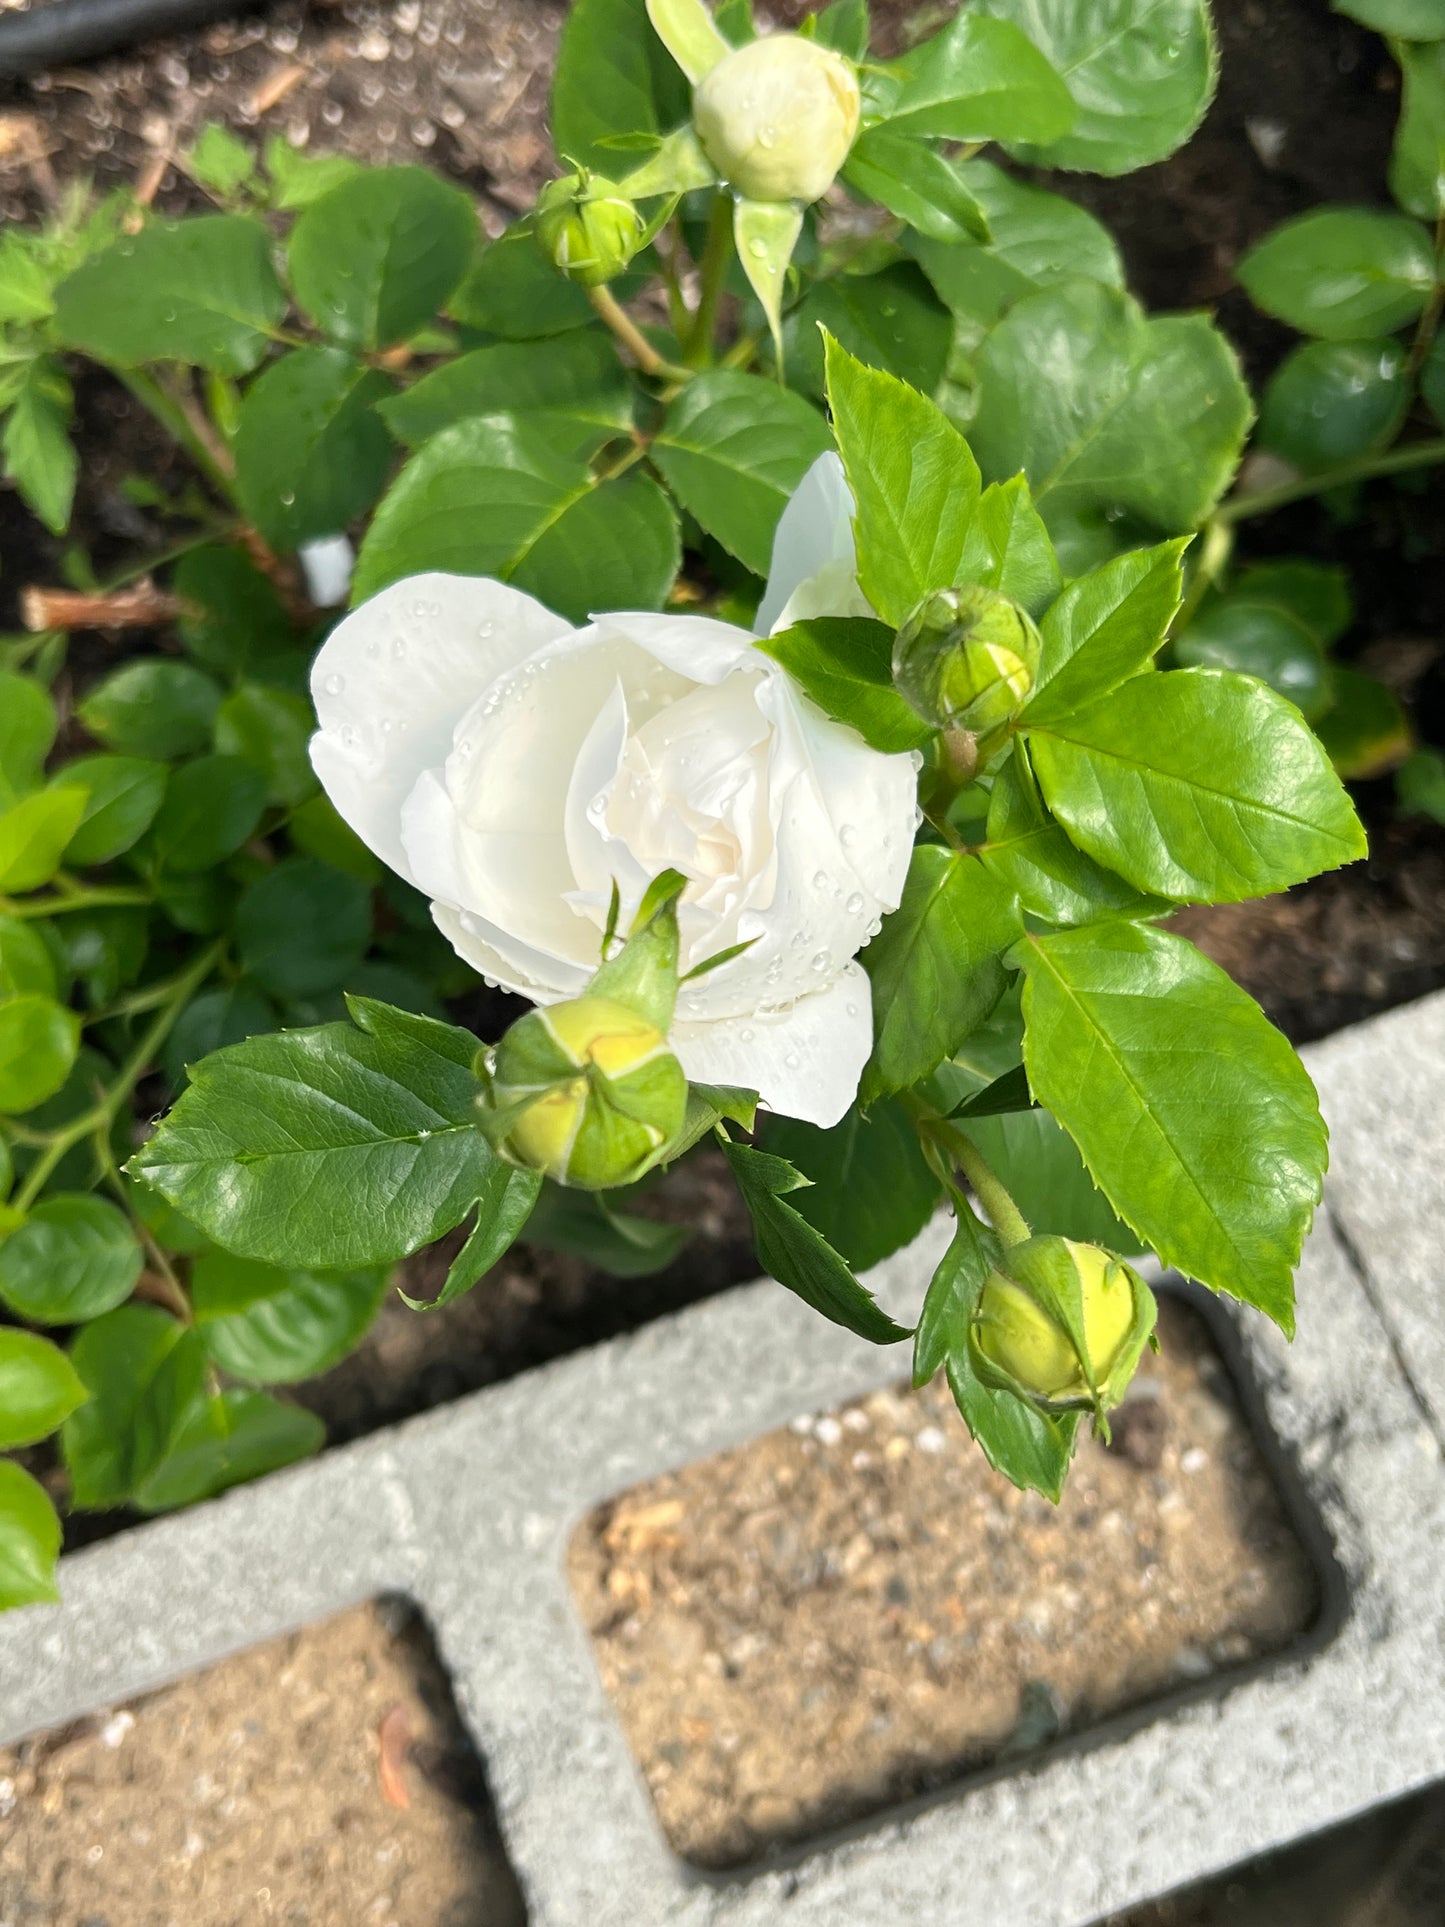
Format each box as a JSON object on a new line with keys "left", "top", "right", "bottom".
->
{"left": 0, "top": 1598, "right": 527, "bottom": 1927}
{"left": 566, "top": 1298, "right": 1318, "bottom": 1870}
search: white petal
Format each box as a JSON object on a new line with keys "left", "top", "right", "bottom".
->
{"left": 782, "top": 680, "right": 920, "bottom": 908}
{"left": 299, "top": 534, "right": 354, "bottom": 607}
{"left": 591, "top": 611, "right": 760, "bottom": 685}
{"left": 430, "top": 901, "right": 589, "bottom": 1004}
{"left": 755, "top": 452, "right": 861, "bottom": 636}
{"left": 672, "top": 964, "right": 872, "bottom": 1128}
{"left": 308, "top": 573, "right": 571, "bottom": 883}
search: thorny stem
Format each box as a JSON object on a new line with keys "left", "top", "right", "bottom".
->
{"left": 1170, "top": 516, "right": 1234, "bottom": 635}
{"left": 10, "top": 940, "right": 224, "bottom": 1215}
{"left": 1215, "top": 435, "right": 1445, "bottom": 523}
{"left": 587, "top": 283, "right": 693, "bottom": 383}
{"left": 685, "top": 192, "right": 734, "bottom": 367}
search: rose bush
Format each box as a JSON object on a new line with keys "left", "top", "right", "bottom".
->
{"left": 309, "top": 455, "right": 916, "bottom": 1127}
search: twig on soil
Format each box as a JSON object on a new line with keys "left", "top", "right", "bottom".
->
{"left": 247, "top": 62, "right": 309, "bottom": 118}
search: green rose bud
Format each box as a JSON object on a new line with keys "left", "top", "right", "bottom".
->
{"left": 485, "top": 994, "right": 687, "bottom": 1190}
{"left": 969, "top": 1236, "right": 1156, "bottom": 1420}
{"left": 535, "top": 171, "right": 646, "bottom": 287}
{"left": 893, "top": 585, "right": 1042, "bottom": 734}
{"left": 692, "top": 34, "right": 861, "bottom": 204}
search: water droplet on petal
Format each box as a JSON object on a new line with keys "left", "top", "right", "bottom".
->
{"left": 812, "top": 870, "right": 829, "bottom": 890}
{"left": 740, "top": 1026, "right": 755, "bottom": 1042}
{"left": 322, "top": 673, "right": 346, "bottom": 696}
{"left": 392, "top": 637, "right": 407, "bottom": 659}
{"left": 810, "top": 949, "right": 831, "bottom": 973}
{"left": 477, "top": 618, "right": 495, "bottom": 638}
{"left": 784, "top": 1050, "right": 801, "bottom": 1071}
{"left": 846, "top": 892, "right": 865, "bottom": 916}
{"left": 839, "top": 824, "right": 857, "bottom": 848}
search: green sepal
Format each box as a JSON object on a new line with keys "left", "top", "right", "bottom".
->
{"left": 734, "top": 198, "right": 804, "bottom": 374}
{"left": 589, "top": 868, "right": 687, "bottom": 1026}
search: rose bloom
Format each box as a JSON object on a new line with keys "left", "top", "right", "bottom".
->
{"left": 309, "top": 456, "right": 918, "bottom": 1128}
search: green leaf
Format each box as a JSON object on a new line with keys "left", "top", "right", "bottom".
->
{"left": 860, "top": 845, "right": 1023, "bottom": 1102}
{"left": 1258, "top": 338, "right": 1410, "bottom": 470}
{"left": 0, "top": 671, "right": 56, "bottom": 804}
{"left": 1022, "top": 538, "right": 1187, "bottom": 725}
{"left": 186, "top": 122, "right": 257, "bottom": 197}
{"left": 1399, "top": 744, "right": 1445, "bottom": 822}
{"left": 354, "top": 413, "right": 679, "bottom": 620}
{"left": 1025, "top": 667, "right": 1367, "bottom": 903}
{"left": 765, "top": 1097, "right": 940, "bottom": 1271}
{"left": 1017, "top": 920, "right": 1327, "bottom": 1329}
{"left": 399, "top": 1161, "right": 543, "bottom": 1310}
{"left": 379, "top": 331, "right": 634, "bottom": 450}
{"left": 523, "top": 1182, "right": 690, "bottom": 1276}
{"left": 52, "top": 216, "right": 285, "bottom": 376}
{"left": 865, "top": 12, "right": 1075, "bottom": 144}
{"left": 447, "top": 225, "right": 597, "bottom": 340}
{"left": 132, "top": 1386, "right": 324, "bottom": 1512}
{"left": 1314, "top": 666, "right": 1413, "bottom": 780}
{"left": 552, "top": 0, "right": 692, "bottom": 175}
{"left": 1238, "top": 208, "right": 1436, "bottom": 340}
{"left": 0, "top": 787, "right": 87, "bottom": 893}
{"left": 0, "top": 1462, "right": 61, "bottom": 1609}
{"left": 2, "top": 357, "right": 76, "bottom": 536}
{"left": 57, "top": 755, "right": 167, "bottom": 866}
{"left": 904, "top": 159, "right": 1124, "bottom": 338}
{"left": 1173, "top": 597, "right": 1332, "bottom": 721}
{"left": 265, "top": 138, "right": 363, "bottom": 210}
{"left": 979, "top": 746, "right": 1168, "bottom": 926}
{"left": 77, "top": 660, "right": 223, "bottom": 759}
{"left": 129, "top": 1016, "right": 492, "bottom": 1269}
{"left": 52, "top": 907, "right": 149, "bottom": 1008}
{"left": 235, "top": 857, "right": 372, "bottom": 1000}
{"left": 759, "top": 617, "right": 934, "bottom": 753}
{"left": 972, "top": 0, "right": 1217, "bottom": 174}
{"left": 843, "top": 134, "right": 992, "bottom": 245}
{"left": 956, "top": 1107, "right": 1145, "bottom": 1253}
{"left": 652, "top": 371, "right": 832, "bottom": 575}
{"left": 1334, "top": 0, "right": 1445, "bottom": 29}
{"left": 785, "top": 261, "right": 953, "bottom": 401}
{"left": 214, "top": 685, "right": 317, "bottom": 808}
{"left": 174, "top": 545, "right": 296, "bottom": 683}
{"left": 145, "top": 754, "right": 266, "bottom": 874}
{"left": 0, "top": 1194, "right": 143, "bottom": 1324}
{"left": 288, "top": 794, "right": 383, "bottom": 885}
{"left": 1393, "top": 40, "right": 1445, "bottom": 220}
{"left": 0, "top": 1328, "right": 89, "bottom": 1447}
{"left": 953, "top": 476, "right": 1062, "bottom": 615}
{"left": 1233, "top": 560, "right": 1352, "bottom": 649}
{"left": 192, "top": 1250, "right": 388, "bottom": 1382}
{"left": 0, "top": 915, "right": 58, "bottom": 1000}
{"left": 0, "top": 994, "right": 79, "bottom": 1113}
{"left": 162, "top": 981, "right": 278, "bottom": 1089}
{"left": 816, "top": 0, "right": 869, "bottom": 57}
{"left": 970, "top": 282, "right": 1251, "bottom": 540}
{"left": 0, "top": 233, "right": 55, "bottom": 324}
{"left": 720, "top": 1137, "right": 910, "bottom": 1344}
{"left": 946, "top": 1062, "right": 1036, "bottom": 1120}
{"left": 234, "top": 347, "right": 394, "bottom": 551}
{"left": 288, "top": 167, "right": 477, "bottom": 351}
{"left": 913, "top": 1199, "right": 1000, "bottom": 1386}
{"left": 823, "top": 332, "right": 982, "bottom": 626}
{"left": 63, "top": 1306, "right": 208, "bottom": 1508}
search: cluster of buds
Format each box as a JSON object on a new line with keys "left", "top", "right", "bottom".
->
{"left": 969, "top": 1235, "right": 1157, "bottom": 1427}
{"left": 534, "top": 169, "right": 647, "bottom": 288}
{"left": 477, "top": 874, "right": 690, "bottom": 1192}
{"left": 893, "top": 585, "right": 1042, "bottom": 737}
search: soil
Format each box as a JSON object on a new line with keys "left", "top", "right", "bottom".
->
{"left": 565, "top": 1297, "right": 1318, "bottom": 1870}
{"left": 0, "top": 1597, "right": 527, "bottom": 1926}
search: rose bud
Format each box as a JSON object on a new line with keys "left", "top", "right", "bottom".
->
{"left": 484, "top": 994, "right": 688, "bottom": 1190}
{"left": 535, "top": 171, "right": 646, "bottom": 287}
{"left": 692, "top": 34, "right": 861, "bottom": 205}
{"left": 968, "top": 1235, "right": 1156, "bottom": 1420}
{"left": 893, "top": 585, "right": 1042, "bottom": 735}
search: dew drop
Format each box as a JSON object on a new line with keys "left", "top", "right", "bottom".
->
{"left": 740, "top": 1026, "right": 755, "bottom": 1042}
{"left": 748, "top": 237, "right": 769, "bottom": 259}
{"left": 845, "top": 1002, "right": 858, "bottom": 1018}
{"left": 477, "top": 619, "right": 495, "bottom": 638}
{"left": 839, "top": 824, "right": 857, "bottom": 848}
{"left": 322, "top": 673, "right": 346, "bottom": 696}
{"left": 279, "top": 491, "right": 296, "bottom": 508}
{"left": 392, "top": 637, "right": 407, "bottom": 660}
{"left": 812, "top": 869, "right": 829, "bottom": 890}
{"left": 810, "top": 949, "right": 831, "bottom": 973}
{"left": 784, "top": 1050, "right": 801, "bottom": 1071}
{"left": 846, "top": 891, "right": 865, "bottom": 916}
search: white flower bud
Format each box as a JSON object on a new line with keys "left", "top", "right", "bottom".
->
{"left": 693, "top": 34, "right": 861, "bottom": 205}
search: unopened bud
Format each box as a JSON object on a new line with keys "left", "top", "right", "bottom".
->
{"left": 485, "top": 994, "right": 687, "bottom": 1190}
{"left": 693, "top": 35, "right": 861, "bottom": 205}
{"left": 969, "top": 1236, "right": 1155, "bottom": 1419}
{"left": 893, "top": 585, "right": 1041, "bottom": 734}
{"left": 535, "top": 171, "right": 645, "bottom": 287}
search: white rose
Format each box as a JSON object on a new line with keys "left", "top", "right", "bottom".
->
{"left": 309, "top": 455, "right": 916, "bottom": 1128}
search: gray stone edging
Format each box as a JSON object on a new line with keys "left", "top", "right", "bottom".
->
{"left": 1, "top": 992, "right": 1442, "bottom": 1926}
